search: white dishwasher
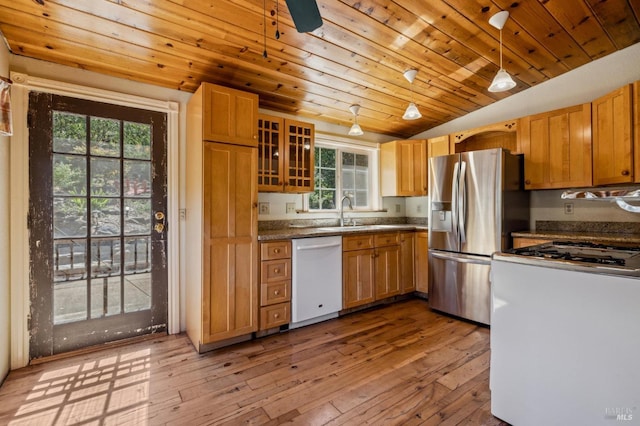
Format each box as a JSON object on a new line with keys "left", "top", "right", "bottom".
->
{"left": 291, "top": 236, "right": 343, "bottom": 328}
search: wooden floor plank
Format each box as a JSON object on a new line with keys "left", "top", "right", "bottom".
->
{"left": 0, "top": 299, "right": 507, "bottom": 425}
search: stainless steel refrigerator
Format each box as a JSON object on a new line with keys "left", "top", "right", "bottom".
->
{"left": 428, "top": 148, "right": 529, "bottom": 325}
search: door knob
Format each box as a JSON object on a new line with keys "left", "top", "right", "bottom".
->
{"left": 154, "top": 211, "right": 166, "bottom": 234}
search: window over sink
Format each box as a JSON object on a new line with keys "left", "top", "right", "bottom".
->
{"left": 307, "top": 139, "right": 377, "bottom": 211}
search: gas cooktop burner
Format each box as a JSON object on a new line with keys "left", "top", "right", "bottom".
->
{"left": 551, "top": 240, "right": 640, "bottom": 252}
{"left": 514, "top": 247, "right": 626, "bottom": 266}
{"left": 497, "top": 241, "right": 640, "bottom": 276}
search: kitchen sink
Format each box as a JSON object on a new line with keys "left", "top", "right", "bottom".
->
{"left": 316, "top": 224, "right": 403, "bottom": 232}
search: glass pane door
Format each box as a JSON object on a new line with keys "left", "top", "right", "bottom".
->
{"left": 29, "top": 92, "right": 168, "bottom": 359}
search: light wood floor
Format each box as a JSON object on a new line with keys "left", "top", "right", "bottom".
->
{"left": 0, "top": 299, "right": 507, "bottom": 425}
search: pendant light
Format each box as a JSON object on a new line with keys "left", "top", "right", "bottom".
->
{"left": 348, "top": 104, "right": 364, "bottom": 136}
{"left": 488, "top": 11, "right": 516, "bottom": 93}
{"left": 402, "top": 69, "right": 422, "bottom": 120}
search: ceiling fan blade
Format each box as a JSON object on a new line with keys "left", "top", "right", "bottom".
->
{"left": 284, "top": 0, "right": 323, "bottom": 33}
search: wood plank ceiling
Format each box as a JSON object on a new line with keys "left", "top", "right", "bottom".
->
{"left": 1, "top": 0, "right": 639, "bottom": 138}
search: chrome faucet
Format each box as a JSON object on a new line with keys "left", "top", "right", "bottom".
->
{"left": 339, "top": 194, "right": 353, "bottom": 226}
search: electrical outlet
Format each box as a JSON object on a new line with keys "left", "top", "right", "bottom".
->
{"left": 179, "top": 208, "right": 186, "bottom": 220}
{"left": 286, "top": 202, "right": 296, "bottom": 214}
{"left": 564, "top": 202, "right": 574, "bottom": 215}
{"left": 259, "top": 202, "right": 270, "bottom": 215}
{"left": 417, "top": 204, "right": 422, "bottom": 213}
{"left": 395, "top": 204, "right": 401, "bottom": 213}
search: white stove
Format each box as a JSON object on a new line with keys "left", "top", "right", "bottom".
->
{"left": 490, "top": 242, "right": 640, "bottom": 426}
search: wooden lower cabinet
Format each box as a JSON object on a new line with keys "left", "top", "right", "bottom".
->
{"left": 343, "top": 247, "right": 375, "bottom": 309}
{"left": 259, "top": 240, "right": 292, "bottom": 330}
{"left": 343, "top": 232, "right": 404, "bottom": 309}
{"left": 635, "top": 81, "right": 640, "bottom": 183}
{"left": 374, "top": 244, "right": 401, "bottom": 299}
{"left": 414, "top": 231, "right": 428, "bottom": 293}
{"left": 400, "top": 232, "right": 415, "bottom": 294}
{"left": 260, "top": 302, "right": 291, "bottom": 329}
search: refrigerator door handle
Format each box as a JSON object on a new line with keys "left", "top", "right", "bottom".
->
{"left": 458, "top": 160, "right": 467, "bottom": 244}
{"left": 451, "top": 161, "right": 460, "bottom": 238}
{"left": 430, "top": 250, "right": 490, "bottom": 266}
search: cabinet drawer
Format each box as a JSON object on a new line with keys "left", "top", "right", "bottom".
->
{"left": 261, "top": 241, "right": 291, "bottom": 260}
{"left": 261, "top": 259, "right": 291, "bottom": 282}
{"left": 260, "top": 280, "right": 291, "bottom": 306}
{"left": 260, "top": 302, "right": 290, "bottom": 330}
{"left": 374, "top": 233, "right": 399, "bottom": 247}
{"left": 343, "top": 235, "right": 374, "bottom": 251}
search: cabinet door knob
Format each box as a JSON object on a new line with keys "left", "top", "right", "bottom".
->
{"left": 525, "top": 179, "right": 531, "bottom": 185}
{"left": 622, "top": 170, "right": 630, "bottom": 176}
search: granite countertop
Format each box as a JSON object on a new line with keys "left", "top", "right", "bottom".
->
{"left": 512, "top": 230, "right": 640, "bottom": 245}
{"left": 258, "top": 224, "right": 428, "bottom": 241}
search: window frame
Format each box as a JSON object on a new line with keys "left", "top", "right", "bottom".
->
{"left": 305, "top": 135, "right": 380, "bottom": 212}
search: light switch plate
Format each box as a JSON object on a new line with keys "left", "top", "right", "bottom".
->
{"left": 259, "top": 202, "right": 270, "bottom": 215}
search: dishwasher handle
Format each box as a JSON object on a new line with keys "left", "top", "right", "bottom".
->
{"left": 296, "top": 242, "right": 342, "bottom": 251}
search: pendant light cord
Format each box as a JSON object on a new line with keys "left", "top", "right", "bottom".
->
{"left": 263, "top": 0, "right": 268, "bottom": 58}
{"left": 499, "top": 29, "right": 503, "bottom": 69}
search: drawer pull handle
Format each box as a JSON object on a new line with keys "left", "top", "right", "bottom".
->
{"left": 274, "top": 313, "right": 279, "bottom": 319}
{"left": 274, "top": 290, "right": 280, "bottom": 295}
{"left": 274, "top": 268, "right": 280, "bottom": 273}
{"left": 274, "top": 248, "right": 280, "bottom": 253}
{"left": 622, "top": 170, "right": 630, "bottom": 176}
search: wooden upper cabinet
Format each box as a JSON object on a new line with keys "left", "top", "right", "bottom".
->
{"left": 427, "top": 135, "right": 450, "bottom": 159}
{"left": 450, "top": 120, "right": 520, "bottom": 154}
{"left": 257, "top": 114, "right": 285, "bottom": 191}
{"left": 592, "top": 84, "right": 633, "bottom": 185}
{"left": 519, "top": 104, "right": 592, "bottom": 190}
{"left": 381, "top": 139, "right": 427, "bottom": 196}
{"left": 201, "top": 83, "right": 259, "bottom": 147}
{"left": 284, "top": 119, "right": 315, "bottom": 192}
{"left": 258, "top": 115, "right": 314, "bottom": 192}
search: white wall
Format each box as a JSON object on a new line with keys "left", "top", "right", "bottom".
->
{"left": 0, "top": 36, "right": 10, "bottom": 381}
